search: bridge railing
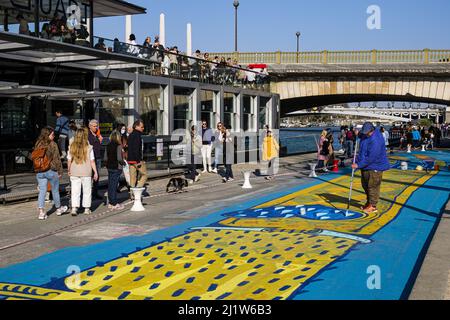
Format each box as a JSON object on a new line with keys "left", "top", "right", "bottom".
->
{"left": 210, "top": 50, "right": 450, "bottom": 65}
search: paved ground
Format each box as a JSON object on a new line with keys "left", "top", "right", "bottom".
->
{"left": 0, "top": 148, "right": 449, "bottom": 300}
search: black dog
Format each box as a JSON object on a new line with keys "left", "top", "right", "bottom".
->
{"left": 166, "top": 178, "right": 189, "bottom": 193}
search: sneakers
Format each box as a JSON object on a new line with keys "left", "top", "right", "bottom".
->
{"left": 227, "top": 178, "right": 234, "bottom": 182}
{"left": 222, "top": 177, "right": 227, "bottom": 183}
{"left": 83, "top": 208, "right": 91, "bottom": 215}
{"left": 363, "top": 205, "right": 378, "bottom": 214}
{"left": 360, "top": 203, "right": 370, "bottom": 210}
{"left": 71, "top": 207, "right": 78, "bottom": 216}
{"left": 113, "top": 204, "right": 125, "bottom": 210}
{"left": 211, "top": 168, "right": 218, "bottom": 174}
{"left": 194, "top": 175, "right": 200, "bottom": 182}
{"left": 56, "top": 206, "right": 68, "bottom": 216}
{"left": 38, "top": 209, "right": 47, "bottom": 220}
{"left": 201, "top": 169, "right": 207, "bottom": 174}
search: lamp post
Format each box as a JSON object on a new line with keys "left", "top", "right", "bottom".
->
{"left": 296, "top": 31, "right": 301, "bottom": 63}
{"left": 233, "top": 0, "right": 239, "bottom": 52}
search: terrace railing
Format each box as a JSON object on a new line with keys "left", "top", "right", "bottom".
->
{"left": 209, "top": 50, "right": 450, "bottom": 65}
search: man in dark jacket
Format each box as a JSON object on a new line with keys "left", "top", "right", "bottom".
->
{"left": 127, "top": 120, "right": 148, "bottom": 189}
{"left": 88, "top": 119, "right": 102, "bottom": 200}
{"left": 352, "top": 122, "right": 390, "bottom": 214}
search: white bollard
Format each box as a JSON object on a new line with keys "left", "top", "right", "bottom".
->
{"left": 308, "top": 163, "right": 318, "bottom": 178}
{"left": 242, "top": 171, "right": 252, "bottom": 189}
{"left": 130, "top": 187, "right": 146, "bottom": 212}
{"left": 407, "top": 145, "right": 412, "bottom": 153}
{"left": 401, "top": 162, "right": 408, "bottom": 170}
{"left": 421, "top": 144, "right": 426, "bottom": 152}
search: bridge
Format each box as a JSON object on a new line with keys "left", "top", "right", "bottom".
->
{"left": 288, "top": 105, "right": 446, "bottom": 123}
{"left": 211, "top": 50, "right": 450, "bottom": 119}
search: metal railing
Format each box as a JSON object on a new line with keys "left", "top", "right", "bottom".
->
{"left": 209, "top": 49, "right": 450, "bottom": 65}
{"left": 92, "top": 36, "right": 273, "bottom": 91}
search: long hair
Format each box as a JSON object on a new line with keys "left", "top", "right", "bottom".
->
{"left": 70, "top": 129, "right": 89, "bottom": 165}
{"left": 109, "top": 130, "right": 122, "bottom": 145}
{"left": 35, "top": 127, "right": 54, "bottom": 148}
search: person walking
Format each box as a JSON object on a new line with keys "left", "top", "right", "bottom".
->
{"left": 200, "top": 120, "right": 213, "bottom": 173}
{"left": 351, "top": 122, "right": 390, "bottom": 214}
{"left": 55, "top": 110, "right": 70, "bottom": 159}
{"left": 220, "top": 124, "right": 234, "bottom": 183}
{"left": 412, "top": 126, "right": 421, "bottom": 149}
{"left": 345, "top": 127, "right": 355, "bottom": 157}
{"left": 380, "top": 127, "right": 389, "bottom": 150}
{"left": 87, "top": 120, "right": 103, "bottom": 200}
{"left": 127, "top": 120, "right": 148, "bottom": 191}
{"left": 106, "top": 130, "right": 125, "bottom": 210}
{"left": 67, "top": 129, "right": 98, "bottom": 216}
{"left": 32, "top": 127, "right": 68, "bottom": 220}
{"left": 185, "top": 125, "right": 202, "bottom": 182}
{"left": 211, "top": 122, "right": 223, "bottom": 174}
{"left": 262, "top": 129, "right": 279, "bottom": 180}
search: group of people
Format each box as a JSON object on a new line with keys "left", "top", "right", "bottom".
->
{"left": 32, "top": 116, "right": 148, "bottom": 221}
{"left": 93, "top": 34, "right": 266, "bottom": 86}
{"left": 397, "top": 124, "right": 443, "bottom": 151}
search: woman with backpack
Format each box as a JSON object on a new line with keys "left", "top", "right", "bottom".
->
{"left": 32, "top": 127, "right": 68, "bottom": 220}
{"left": 67, "top": 129, "right": 98, "bottom": 216}
{"left": 106, "top": 130, "right": 126, "bottom": 210}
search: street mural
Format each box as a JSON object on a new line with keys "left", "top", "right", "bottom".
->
{"left": 0, "top": 151, "right": 449, "bottom": 300}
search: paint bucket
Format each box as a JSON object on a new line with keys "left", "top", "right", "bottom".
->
{"left": 332, "top": 160, "right": 339, "bottom": 172}
{"left": 401, "top": 162, "right": 408, "bottom": 170}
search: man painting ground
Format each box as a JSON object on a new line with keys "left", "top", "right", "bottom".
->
{"left": 352, "top": 122, "right": 390, "bottom": 214}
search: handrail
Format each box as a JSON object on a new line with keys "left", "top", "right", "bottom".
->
{"left": 209, "top": 49, "right": 450, "bottom": 65}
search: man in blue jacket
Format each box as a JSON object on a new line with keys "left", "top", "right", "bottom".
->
{"left": 352, "top": 122, "right": 390, "bottom": 214}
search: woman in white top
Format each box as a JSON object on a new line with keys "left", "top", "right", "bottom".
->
{"left": 127, "top": 34, "right": 140, "bottom": 56}
{"left": 68, "top": 128, "right": 98, "bottom": 216}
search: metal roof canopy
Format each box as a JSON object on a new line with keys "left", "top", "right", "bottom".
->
{"left": 0, "top": 84, "right": 131, "bottom": 100}
{"left": 0, "top": 31, "right": 149, "bottom": 70}
{"left": 0, "top": 0, "right": 146, "bottom": 20}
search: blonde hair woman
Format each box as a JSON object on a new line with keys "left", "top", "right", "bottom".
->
{"left": 317, "top": 129, "right": 331, "bottom": 172}
{"left": 68, "top": 129, "right": 99, "bottom": 216}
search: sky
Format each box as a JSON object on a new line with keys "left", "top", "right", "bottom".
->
{"left": 93, "top": 0, "right": 450, "bottom": 53}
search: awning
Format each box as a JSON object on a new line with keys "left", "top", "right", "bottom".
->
{"left": 0, "top": 0, "right": 146, "bottom": 21}
{"left": 0, "top": 84, "right": 131, "bottom": 100}
{"left": 0, "top": 31, "right": 149, "bottom": 70}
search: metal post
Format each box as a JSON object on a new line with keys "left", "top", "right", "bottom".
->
{"left": 34, "top": 0, "right": 39, "bottom": 37}
{"left": 89, "top": 0, "right": 94, "bottom": 46}
{"left": 233, "top": 0, "right": 239, "bottom": 52}
{"left": 296, "top": 32, "right": 300, "bottom": 63}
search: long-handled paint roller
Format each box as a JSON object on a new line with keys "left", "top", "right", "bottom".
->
{"left": 346, "top": 139, "right": 359, "bottom": 215}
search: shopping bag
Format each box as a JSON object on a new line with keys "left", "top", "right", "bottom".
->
{"left": 123, "top": 161, "right": 131, "bottom": 186}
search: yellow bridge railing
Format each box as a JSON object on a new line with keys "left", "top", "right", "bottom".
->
{"left": 209, "top": 50, "right": 450, "bottom": 64}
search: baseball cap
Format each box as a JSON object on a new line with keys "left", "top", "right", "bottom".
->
{"left": 361, "top": 122, "right": 375, "bottom": 135}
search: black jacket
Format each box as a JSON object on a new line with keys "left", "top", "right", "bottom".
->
{"left": 127, "top": 130, "right": 143, "bottom": 162}
{"left": 88, "top": 131, "right": 101, "bottom": 160}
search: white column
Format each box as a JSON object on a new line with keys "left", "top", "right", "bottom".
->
{"left": 187, "top": 23, "right": 192, "bottom": 56}
{"left": 159, "top": 13, "right": 166, "bottom": 47}
{"left": 125, "top": 15, "right": 132, "bottom": 42}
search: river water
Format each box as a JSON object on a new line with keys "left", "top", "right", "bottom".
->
{"left": 280, "top": 127, "right": 342, "bottom": 155}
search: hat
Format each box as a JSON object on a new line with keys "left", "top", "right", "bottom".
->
{"left": 361, "top": 122, "right": 375, "bottom": 135}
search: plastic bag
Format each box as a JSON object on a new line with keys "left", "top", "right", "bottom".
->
{"left": 123, "top": 161, "right": 131, "bottom": 185}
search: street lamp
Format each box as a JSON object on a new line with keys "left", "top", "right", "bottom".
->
{"left": 296, "top": 31, "right": 301, "bottom": 63}
{"left": 233, "top": 0, "right": 239, "bottom": 52}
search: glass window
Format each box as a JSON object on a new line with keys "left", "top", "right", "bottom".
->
{"left": 173, "top": 87, "right": 194, "bottom": 131}
{"left": 200, "top": 90, "right": 215, "bottom": 128}
{"left": 140, "top": 82, "right": 162, "bottom": 135}
{"left": 99, "top": 78, "right": 128, "bottom": 136}
{"left": 224, "top": 92, "right": 236, "bottom": 130}
{"left": 243, "top": 95, "right": 253, "bottom": 132}
{"left": 259, "top": 97, "right": 271, "bottom": 129}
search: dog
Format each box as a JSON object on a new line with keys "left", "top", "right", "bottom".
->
{"left": 166, "top": 177, "right": 189, "bottom": 193}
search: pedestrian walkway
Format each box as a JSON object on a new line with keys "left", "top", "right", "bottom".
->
{"left": 0, "top": 150, "right": 448, "bottom": 300}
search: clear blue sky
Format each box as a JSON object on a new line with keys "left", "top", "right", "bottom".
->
{"left": 94, "top": 0, "right": 450, "bottom": 52}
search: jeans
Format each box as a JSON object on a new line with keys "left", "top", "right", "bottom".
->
{"left": 37, "top": 170, "right": 61, "bottom": 209}
{"left": 345, "top": 140, "right": 354, "bottom": 157}
{"left": 70, "top": 176, "right": 92, "bottom": 208}
{"left": 108, "top": 169, "right": 122, "bottom": 205}
{"left": 225, "top": 164, "right": 234, "bottom": 179}
{"left": 58, "top": 134, "right": 67, "bottom": 156}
